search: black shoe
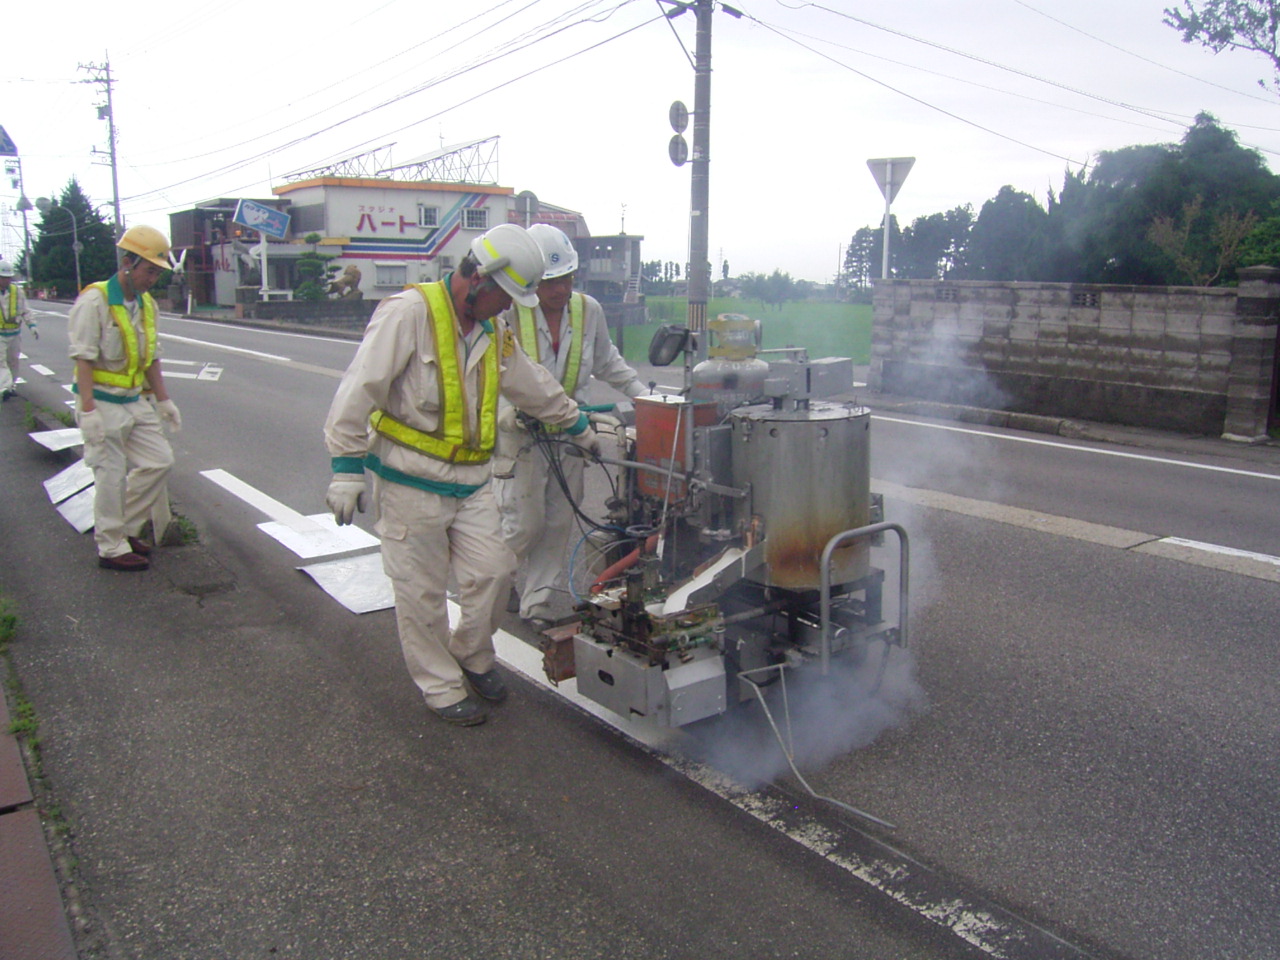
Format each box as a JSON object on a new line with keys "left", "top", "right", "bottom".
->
{"left": 432, "top": 696, "right": 488, "bottom": 726}
{"left": 462, "top": 668, "right": 508, "bottom": 703}
{"left": 98, "top": 552, "right": 150, "bottom": 572}
{"left": 1, "top": 390, "right": 11, "bottom": 401}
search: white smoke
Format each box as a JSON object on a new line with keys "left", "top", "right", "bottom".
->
{"left": 679, "top": 641, "right": 928, "bottom": 791}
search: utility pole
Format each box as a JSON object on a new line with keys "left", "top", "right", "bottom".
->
{"left": 80, "top": 56, "right": 124, "bottom": 256}
{"left": 687, "top": 0, "right": 713, "bottom": 361}
{"left": 664, "top": 0, "right": 740, "bottom": 361}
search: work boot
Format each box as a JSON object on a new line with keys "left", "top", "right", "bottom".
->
{"left": 98, "top": 552, "right": 150, "bottom": 572}
{"left": 462, "top": 667, "right": 508, "bottom": 703}
{"left": 431, "top": 696, "right": 488, "bottom": 726}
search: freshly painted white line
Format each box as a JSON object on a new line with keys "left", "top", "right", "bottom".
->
{"left": 29, "top": 363, "right": 55, "bottom": 376}
{"left": 160, "top": 332, "right": 290, "bottom": 362}
{"left": 199, "top": 468, "right": 323, "bottom": 533}
{"left": 484, "top": 609, "right": 1074, "bottom": 958}
{"left": 873, "top": 414, "right": 1280, "bottom": 482}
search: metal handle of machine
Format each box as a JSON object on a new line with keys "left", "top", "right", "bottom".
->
{"left": 819, "top": 522, "right": 910, "bottom": 674}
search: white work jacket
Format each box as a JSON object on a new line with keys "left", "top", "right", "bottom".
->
{"left": 500, "top": 292, "right": 645, "bottom": 404}
{"left": 325, "top": 285, "right": 585, "bottom": 496}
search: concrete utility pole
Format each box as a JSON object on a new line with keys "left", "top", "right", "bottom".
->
{"left": 687, "top": 0, "right": 713, "bottom": 361}
{"left": 80, "top": 57, "right": 124, "bottom": 255}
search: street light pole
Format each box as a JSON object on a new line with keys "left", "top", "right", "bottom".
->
{"left": 36, "top": 198, "right": 82, "bottom": 294}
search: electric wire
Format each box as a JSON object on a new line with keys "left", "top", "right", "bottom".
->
{"left": 122, "top": 3, "right": 655, "bottom": 205}
{"left": 742, "top": 11, "right": 1081, "bottom": 165}
{"left": 1012, "top": 0, "right": 1279, "bottom": 106}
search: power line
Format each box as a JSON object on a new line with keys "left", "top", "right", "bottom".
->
{"left": 745, "top": 11, "right": 1083, "bottom": 165}
{"left": 123, "top": 1, "right": 652, "bottom": 206}
{"left": 1011, "top": 0, "right": 1278, "bottom": 105}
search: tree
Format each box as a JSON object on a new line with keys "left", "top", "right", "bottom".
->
{"left": 1147, "top": 195, "right": 1259, "bottom": 284}
{"left": 31, "top": 178, "right": 116, "bottom": 296}
{"left": 842, "top": 226, "right": 879, "bottom": 300}
{"left": 293, "top": 232, "right": 337, "bottom": 301}
{"left": 962, "top": 187, "right": 1048, "bottom": 280}
{"left": 1164, "top": 1, "right": 1280, "bottom": 89}
{"left": 739, "top": 269, "right": 795, "bottom": 310}
{"left": 897, "top": 205, "right": 973, "bottom": 279}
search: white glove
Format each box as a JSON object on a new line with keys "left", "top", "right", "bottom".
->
{"left": 326, "top": 473, "right": 366, "bottom": 525}
{"left": 587, "top": 412, "right": 622, "bottom": 435}
{"left": 156, "top": 399, "right": 182, "bottom": 434}
{"left": 78, "top": 406, "right": 106, "bottom": 446}
{"left": 496, "top": 405, "right": 523, "bottom": 433}
{"left": 568, "top": 427, "right": 602, "bottom": 459}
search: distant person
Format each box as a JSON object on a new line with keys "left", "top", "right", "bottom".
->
{"left": 68, "top": 226, "right": 181, "bottom": 572}
{"left": 0, "top": 260, "right": 37, "bottom": 400}
{"left": 323, "top": 223, "right": 601, "bottom": 727}
{"left": 493, "top": 224, "right": 645, "bottom": 627}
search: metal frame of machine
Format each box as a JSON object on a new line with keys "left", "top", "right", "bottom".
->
{"left": 535, "top": 316, "right": 910, "bottom": 741}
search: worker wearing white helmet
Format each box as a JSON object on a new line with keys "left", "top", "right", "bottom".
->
{"left": 67, "top": 225, "right": 182, "bottom": 572}
{"left": 0, "top": 259, "right": 36, "bottom": 401}
{"left": 323, "top": 222, "right": 600, "bottom": 726}
{"left": 494, "top": 223, "right": 646, "bottom": 627}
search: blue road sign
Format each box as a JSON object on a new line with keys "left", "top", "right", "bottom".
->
{"left": 233, "top": 199, "right": 291, "bottom": 240}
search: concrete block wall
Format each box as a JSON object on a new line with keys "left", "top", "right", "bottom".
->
{"left": 871, "top": 274, "right": 1278, "bottom": 438}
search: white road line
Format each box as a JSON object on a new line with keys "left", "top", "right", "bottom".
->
{"left": 199, "top": 468, "right": 322, "bottom": 533}
{"left": 166, "top": 314, "right": 357, "bottom": 346}
{"left": 160, "top": 332, "right": 290, "bottom": 362}
{"left": 487, "top": 613, "right": 1081, "bottom": 959}
{"left": 873, "top": 414, "right": 1280, "bottom": 482}
{"left": 877, "top": 479, "right": 1280, "bottom": 584}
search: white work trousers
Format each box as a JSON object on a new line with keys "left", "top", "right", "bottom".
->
{"left": 494, "top": 442, "right": 584, "bottom": 620}
{"left": 374, "top": 477, "right": 516, "bottom": 710}
{"left": 79, "top": 400, "right": 174, "bottom": 558}
{"left": 0, "top": 334, "right": 19, "bottom": 392}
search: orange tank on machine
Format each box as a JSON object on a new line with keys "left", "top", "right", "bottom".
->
{"left": 633, "top": 395, "right": 718, "bottom": 499}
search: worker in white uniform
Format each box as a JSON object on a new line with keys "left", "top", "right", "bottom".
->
{"left": 323, "top": 223, "right": 601, "bottom": 727}
{"left": 493, "top": 224, "right": 646, "bottom": 625}
{"left": 68, "top": 226, "right": 181, "bottom": 572}
{"left": 0, "top": 260, "right": 37, "bottom": 400}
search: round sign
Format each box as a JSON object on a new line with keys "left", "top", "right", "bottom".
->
{"left": 669, "top": 100, "right": 689, "bottom": 133}
{"left": 669, "top": 134, "right": 689, "bottom": 167}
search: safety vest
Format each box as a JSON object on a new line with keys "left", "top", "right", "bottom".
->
{"left": 0, "top": 287, "right": 18, "bottom": 331}
{"left": 369, "top": 282, "right": 499, "bottom": 464}
{"left": 517, "top": 294, "right": 584, "bottom": 396}
{"left": 87, "top": 277, "right": 157, "bottom": 390}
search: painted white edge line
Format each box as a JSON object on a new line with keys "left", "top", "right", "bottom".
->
{"left": 480, "top": 607, "right": 1081, "bottom": 959}
{"left": 872, "top": 414, "right": 1280, "bottom": 482}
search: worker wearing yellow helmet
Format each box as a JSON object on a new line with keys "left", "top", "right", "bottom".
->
{"left": 323, "top": 222, "right": 601, "bottom": 726}
{"left": 0, "top": 259, "right": 37, "bottom": 401}
{"left": 493, "top": 223, "right": 646, "bottom": 627}
{"left": 67, "top": 225, "right": 182, "bottom": 572}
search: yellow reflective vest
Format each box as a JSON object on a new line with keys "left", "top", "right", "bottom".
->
{"left": 0, "top": 287, "right": 17, "bottom": 331}
{"left": 369, "top": 281, "right": 499, "bottom": 464}
{"left": 516, "top": 294, "right": 584, "bottom": 432}
{"left": 87, "top": 277, "right": 157, "bottom": 390}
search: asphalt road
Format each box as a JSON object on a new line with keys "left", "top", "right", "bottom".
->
{"left": 3, "top": 303, "right": 1279, "bottom": 959}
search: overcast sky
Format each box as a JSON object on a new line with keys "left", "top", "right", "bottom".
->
{"left": 4, "top": 0, "right": 1280, "bottom": 281}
